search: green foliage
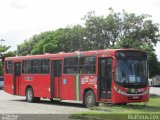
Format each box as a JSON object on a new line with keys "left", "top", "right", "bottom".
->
{"left": 55, "top": 25, "right": 85, "bottom": 52}
{"left": 43, "top": 43, "right": 57, "bottom": 54}
{"left": 17, "top": 31, "right": 58, "bottom": 55}
{"left": 139, "top": 44, "right": 160, "bottom": 77}
{"left": 0, "top": 45, "right": 10, "bottom": 53}
{"left": 0, "top": 45, "right": 11, "bottom": 61}
{"left": 0, "top": 62, "right": 3, "bottom": 75}
{"left": 83, "top": 8, "right": 160, "bottom": 50}
{"left": 0, "top": 45, "right": 16, "bottom": 75}
{"left": 17, "top": 25, "right": 85, "bottom": 55}
{"left": 158, "top": 62, "right": 160, "bottom": 75}
{"left": 148, "top": 53, "right": 159, "bottom": 78}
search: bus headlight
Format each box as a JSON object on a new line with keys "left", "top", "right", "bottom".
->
{"left": 114, "top": 86, "right": 149, "bottom": 96}
{"left": 143, "top": 89, "right": 149, "bottom": 94}
{"left": 114, "top": 86, "right": 126, "bottom": 95}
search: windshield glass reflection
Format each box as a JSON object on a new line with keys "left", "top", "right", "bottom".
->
{"left": 115, "top": 60, "right": 148, "bottom": 84}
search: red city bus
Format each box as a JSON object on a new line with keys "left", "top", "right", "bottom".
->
{"left": 4, "top": 49, "right": 149, "bottom": 107}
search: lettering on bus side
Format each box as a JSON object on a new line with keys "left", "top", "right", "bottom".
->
{"left": 24, "top": 76, "right": 33, "bottom": 81}
{"left": 81, "top": 76, "right": 97, "bottom": 85}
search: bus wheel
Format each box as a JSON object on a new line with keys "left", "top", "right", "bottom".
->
{"left": 85, "top": 90, "right": 96, "bottom": 108}
{"left": 26, "top": 87, "right": 35, "bottom": 103}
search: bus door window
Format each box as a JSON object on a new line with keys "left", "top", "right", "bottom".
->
{"left": 100, "top": 59, "right": 106, "bottom": 91}
{"left": 106, "top": 58, "right": 112, "bottom": 92}
{"left": 51, "top": 60, "right": 62, "bottom": 98}
{"left": 14, "top": 62, "right": 21, "bottom": 95}
{"left": 98, "top": 57, "right": 112, "bottom": 99}
{"left": 14, "top": 63, "right": 21, "bottom": 76}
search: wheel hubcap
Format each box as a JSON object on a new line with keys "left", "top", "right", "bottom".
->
{"left": 28, "top": 90, "right": 32, "bottom": 100}
{"left": 87, "top": 94, "right": 94, "bottom": 106}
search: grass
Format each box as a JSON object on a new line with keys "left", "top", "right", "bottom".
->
{"left": 70, "top": 94, "right": 160, "bottom": 120}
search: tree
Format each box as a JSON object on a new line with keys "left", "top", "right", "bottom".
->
{"left": 83, "top": 11, "right": 111, "bottom": 50}
{"left": 0, "top": 45, "right": 16, "bottom": 75}
{"left": 148, "top": 52, "right": 159, "bottom": 78}
{"left": 55, "top": 25, "right": 85, "bottom": 52}
{"left": 18, "top": 25, "right": 85, "bottom": 55}
{"left": 0, "top": 45, "right": 11, "bottom": 61}
{"left": 83, "top": 8, "right": 160, "bottom": 50}
{"left": 43, "top": 43, "right": 57, "bottom": 54}
{"left": 158, "top": 62, "right": 160, "bottom": 75}
{"left": 17, "top": 31, "right": 58, "bottom": 55}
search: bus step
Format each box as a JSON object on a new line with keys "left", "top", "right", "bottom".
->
{"left": 52, "top": 98, "right": 61, "bottom": 101}
{"left": 99, "top": 98, "right": 111, "bottom": 103}
{"left": 98, "top": 101, "right": 112, "bottom": 104}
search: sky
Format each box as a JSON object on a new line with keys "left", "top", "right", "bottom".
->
{"left": 0, "top": 0, "right": 160, "bottom": 60}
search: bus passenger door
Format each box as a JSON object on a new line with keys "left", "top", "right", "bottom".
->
{"left": 98, "top": 57, "right": 112, "bottom": 101}
{"left": 51, "top": 60, "right": 62, "bottom": 98}
{"left": 14, "top": 62, "right": 21, "bottom": 95}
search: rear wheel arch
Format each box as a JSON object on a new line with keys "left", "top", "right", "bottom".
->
{"left": 25, "top": 85, "right": 40, "bottom": 102}
{"left": 25, "top": 85, "right": 33, "bottom": 95}
{"left": 83, "top": 88, "right": 98, "bottom": 108}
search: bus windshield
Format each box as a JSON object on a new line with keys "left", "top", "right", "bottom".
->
{"left": 115, "top": 60, "right": 148, "bottom": 86}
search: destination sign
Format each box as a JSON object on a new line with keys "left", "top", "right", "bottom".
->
{"left": 116, "top": 51, "right": 147, "bottom": 59}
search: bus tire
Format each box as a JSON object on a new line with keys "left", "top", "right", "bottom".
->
{"left": 84, "top": 90, "right": 96, "bottom": 108}
{"left": 26, "top": 87, "right": 35, "bottom": 103}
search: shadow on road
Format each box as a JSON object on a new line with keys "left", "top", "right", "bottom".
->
{"left": 10, "top": 99, "right": 86, "bottom": 108}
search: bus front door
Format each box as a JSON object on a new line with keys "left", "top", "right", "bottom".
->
{"left": 98, "top": 57, "right": 112, "bottom": 101}
{"left": 51, "top": 60, "right": 62, "bottom": 98}
{"left": 14, "top": 62, "right": 21, "bottom": 95}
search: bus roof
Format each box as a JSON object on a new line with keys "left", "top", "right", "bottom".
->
{"left": 5, "top": 48, "right": 145, "bottom": 61}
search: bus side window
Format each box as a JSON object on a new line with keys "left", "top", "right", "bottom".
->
{"left": 31, "top": 60, "right": 41, "bottom": 74}
{"left": 14, "top": 63, "right": 21, "bottom": 76}
{"left": 22, "top": 60, "right": 31, "bottom": 74}
{"left": 6, "top": 61, "right": 13, "bottom": 74}
{"left": 80, "top": 56, "right": 96, "bottom": 74}
{"left": 64, "top": 57, "right": 79, "bottom": 74}
{"left": 41, "top": 59, "right": 50, "bottom": 74}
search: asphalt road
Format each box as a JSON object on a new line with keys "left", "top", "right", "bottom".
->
{"left": 0, "top": 90, "right": 90, "bottom": 120}
{"left": 150, "top": 87, "right": 160, "bottom": 96}
{"left": 0, "top": 90, "right": 89, "bottom": 114}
